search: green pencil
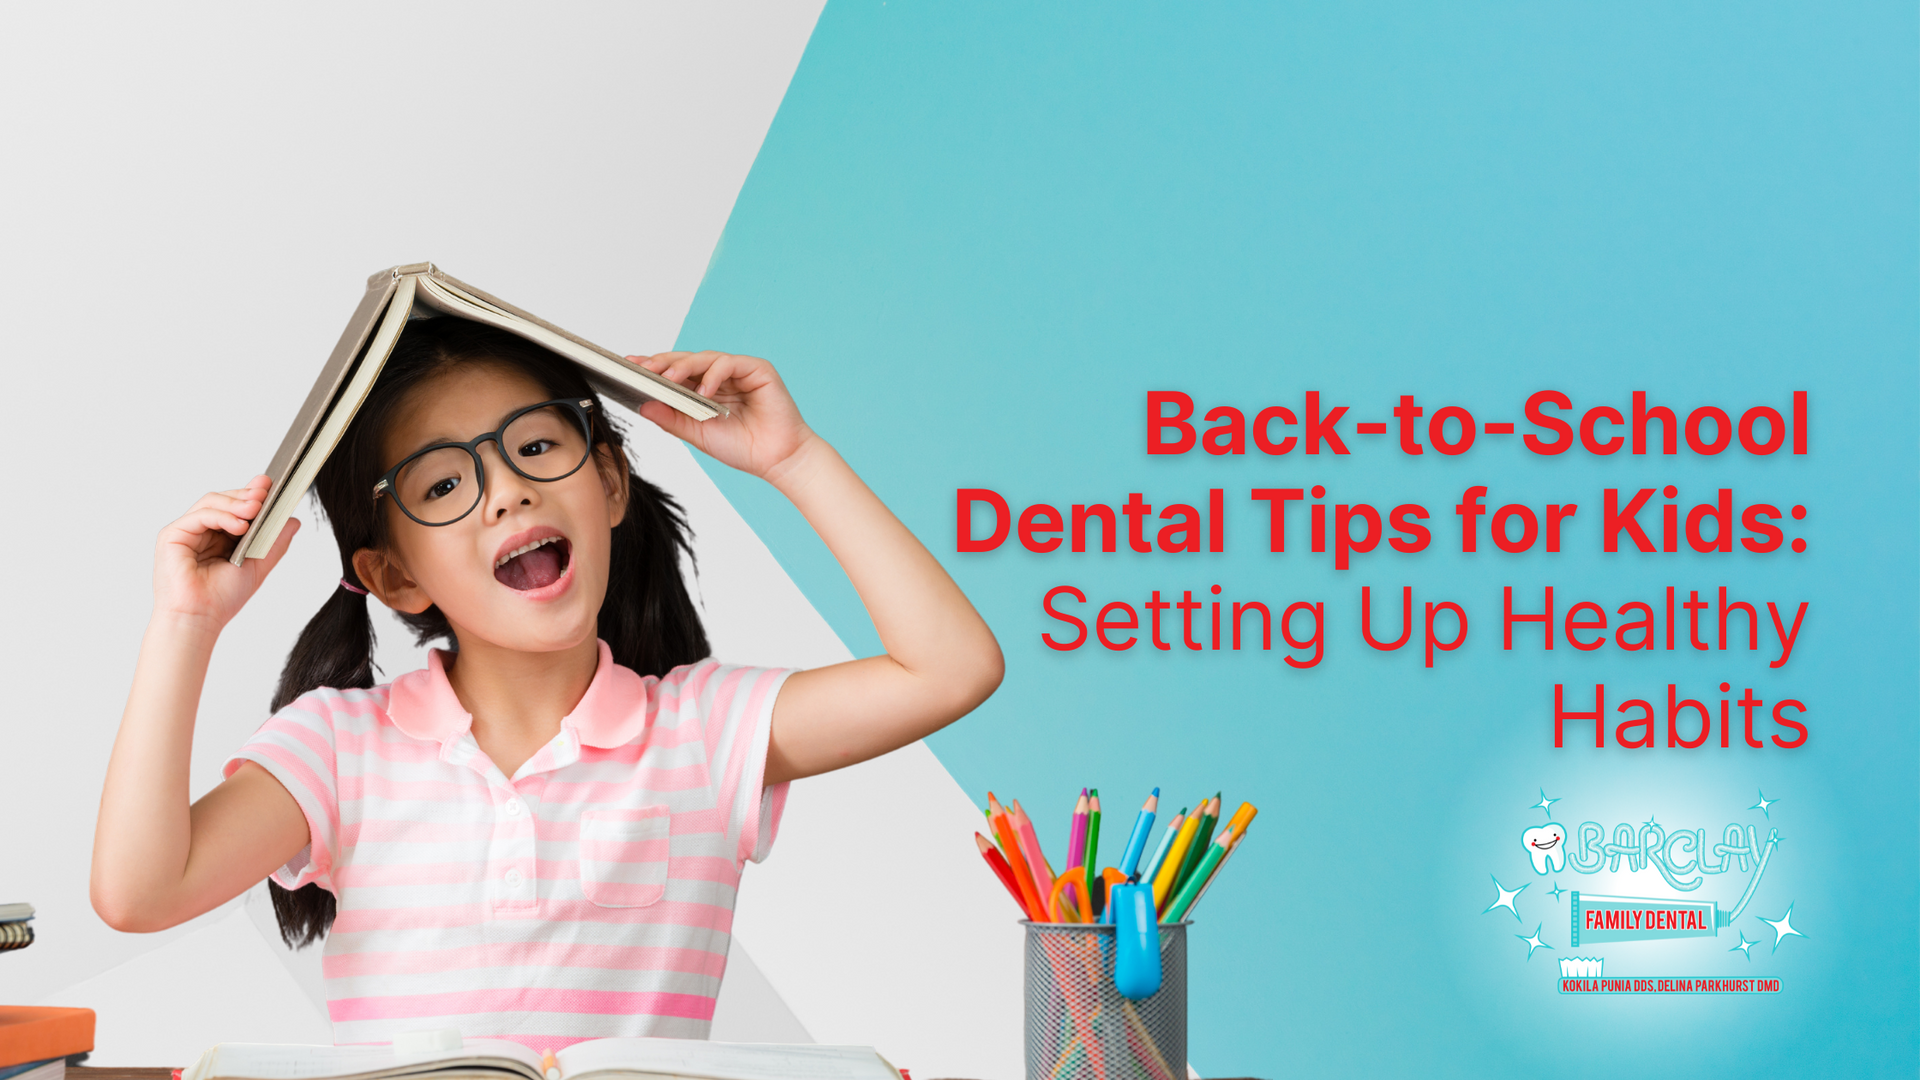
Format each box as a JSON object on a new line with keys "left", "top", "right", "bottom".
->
{"left": 1085, "top": 788, "right": 1103, "bottom": 914}
{"left": 1165, "top": 824, "right": 1234, "bottom": 922}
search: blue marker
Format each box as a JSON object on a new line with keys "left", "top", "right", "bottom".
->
{"left": 1117, "top": 788, "right": 1160, "bottom": 880}
{"left": 1110, "top": 883, "right": 1163, "bottom": 1000}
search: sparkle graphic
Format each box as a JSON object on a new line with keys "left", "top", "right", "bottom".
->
{"left": 1532, "top": 788, "right": 1559, "bottom": 820}
{"left": 1485, "top": 875, "right": 1527, "bottom": 921}
{"left": 1751, "top": 790, "right": 1777, "bottom": 819}
{"left": 1729, "top": 931, "right": 1758, "bottom": 961}
{"left": 1643, "top": 813, "right": 1659, "bottom": 828}
{"left": 1516, "top": 923, "right": 1552, "bottom": 960}
{"left": 1548, "top": 881, "right": 1566, "bottom": 903}
{"left": 1760, "top": 903, "right": 1806, "bottom": 953}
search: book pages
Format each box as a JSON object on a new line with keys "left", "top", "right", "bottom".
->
{"left": 238, "top": 275, "right": 417, "bottom": 562}
{"left": 184, "top": 1040, "right": 542, "bottom": 1080}
{"left": 184, "top": 1040, "right": 898, "bottom": 1080}
{"left": 227, "top": 275, "right": 398, "bottom": 566}
{"left": 557, "top": 1039, "right": 901, "bottom": 1080}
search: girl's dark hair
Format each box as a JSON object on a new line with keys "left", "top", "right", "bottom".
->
{"left": 265, "top": 317, "right": 709, "bottom": 948}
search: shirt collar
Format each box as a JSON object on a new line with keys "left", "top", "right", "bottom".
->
{"left": 386, "top": 639, "right": 651, "bottom": 749}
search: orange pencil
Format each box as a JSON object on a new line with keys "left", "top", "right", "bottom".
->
{"left": 1222, "top": 800, "right": 1259, "bottom": 843}
{"left": 988, "top": 794, "right": 1048, "bottom": 920}
{"left": 976, "top": 833, "right": 1029, "bottom": 916}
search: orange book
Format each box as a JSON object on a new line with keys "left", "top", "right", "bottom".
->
{"left": 0, "top": 1006, "right": 94, "bottom": 1069}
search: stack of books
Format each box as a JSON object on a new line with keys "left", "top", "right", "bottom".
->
{"left": 0, "top": 1004, "right": 95, "bottom": 1080}
{"left": 3, "top": 910, "right": 94, "bottom": 1080}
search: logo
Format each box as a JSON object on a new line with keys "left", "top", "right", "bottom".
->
{"left": 1483, "top": 788, "right": 1805, "bottom": 993}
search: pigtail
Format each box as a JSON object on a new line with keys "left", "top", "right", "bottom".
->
{"left": 269, "top": 881, "right": 336, "bottom": 950}
{"left": 271, "top": 574, "right": 378, "bottom": 712}
{"left": 600, "top": 468, "right": 709, "bottom": 678}
{"left": 264, "top": 568, "right": 374, "bottom": 948}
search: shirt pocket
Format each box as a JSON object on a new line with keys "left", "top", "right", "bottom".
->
{"left": 578, "top": 806, "right": 671, "bottom": 908}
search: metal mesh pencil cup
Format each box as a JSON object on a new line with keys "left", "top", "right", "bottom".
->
{"left": 1023, "top": 921, "right": 1187, "bottom": 1080}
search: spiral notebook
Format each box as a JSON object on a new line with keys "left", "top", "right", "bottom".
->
{"left": 0, "top": 905, "right": 33, "bottom": 954}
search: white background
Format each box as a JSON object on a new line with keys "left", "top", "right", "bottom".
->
{"left": 0, "top": 5, "right": 1022, "bottom": 1077}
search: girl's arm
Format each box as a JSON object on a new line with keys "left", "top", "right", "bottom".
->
{"left": 637, "top": 352, "right": 1005, "bottom": 785}
{"left": 92, "top": 478, "right": 312, "bottom": 933}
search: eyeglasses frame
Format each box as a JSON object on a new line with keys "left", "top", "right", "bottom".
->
{"left": 371, "top": 396, "right": 599, "bottom": 527}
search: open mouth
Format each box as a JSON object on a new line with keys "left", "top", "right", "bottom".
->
{"left": 494, "top": 534, "right": 572, "bottom": 592}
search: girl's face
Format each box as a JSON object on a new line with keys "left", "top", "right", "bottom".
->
{"left": 357, "top": 362, "right": 627, "bottom": 656}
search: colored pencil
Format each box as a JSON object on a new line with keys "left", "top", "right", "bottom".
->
{"left": 976, "top": 832, "right": 1030, "bottom": 915}
{"left": 1137, "top": 808, "right": 1186, "bottom": 886}
{"left": 1117, "top": 788, "right": 1159, "bottom": 879}
{"left": 1010, "top": 799, "right": 1058, "bottom": 900}
{"left": 1172, "top": 794, "right": 1220, "bottom": 897}
{"left": 1167, "top": 795, "right": 1209, "bottom": 896}
{"left": 988, "top": 793, "right": 1048, "bottom": 920}
{"left": 978, "top": 786, "right": 1249, "bottom": 930}
{"left": 1084, "top": 788, "right": 1102, "bottom": 911}
{"left": 1184, "top": 830, "right": 1246, "bottom": 919}
{"left": 1152, "top": 807, "right": 1204, "bottom": 910}
{"left": 1065, "top": 790, "right": 1089, "bottom": 908}
{"left": 1222, "top": 799, "right": 1258, "bottom": 844}
{"left": 1163, "top": 821, "right": 1232, "bottom": 921}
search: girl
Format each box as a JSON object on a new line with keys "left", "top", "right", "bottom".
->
{"left": 91, "top": 318, "right": 1003, "bottom": 1047}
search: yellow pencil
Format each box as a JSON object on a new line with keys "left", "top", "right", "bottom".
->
{"left": 1151, "top": 806, "right": 1203, "bottom": 910}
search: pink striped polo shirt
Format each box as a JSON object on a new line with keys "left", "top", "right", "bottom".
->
{"left": 225, "top": 641, "right": 791, "bottom": 1048}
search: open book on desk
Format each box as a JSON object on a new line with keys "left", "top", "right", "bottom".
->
{"left": 183, "top": 1039, "right": 903, "bottom": 1080}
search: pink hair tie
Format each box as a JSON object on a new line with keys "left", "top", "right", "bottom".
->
{"left": 339, "top": 578, "right": 369, "bottom": 596}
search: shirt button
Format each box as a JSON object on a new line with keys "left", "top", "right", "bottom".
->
{"left": 504, "top": 798, "right": 525, "bottom": 817}
{"left": 504, "top": 868, "right": 523, "bottom": 887}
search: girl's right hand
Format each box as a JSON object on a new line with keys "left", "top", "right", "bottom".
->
{"left": 153, "top": 474, "right": 300, "bottom": 629}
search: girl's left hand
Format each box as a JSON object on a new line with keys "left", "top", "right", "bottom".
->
{"left": 637, "top": 352, "right": 1003, "bottom": 785}
{"left": 631, "top": 351, "right": 820, "bottom": 482}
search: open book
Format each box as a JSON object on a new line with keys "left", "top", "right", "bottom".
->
{"left": 230, "top": 263, "right": 725, "bottom": 565}
{"left": 183, "top": 1039, "right": 903, "bottom": 1080}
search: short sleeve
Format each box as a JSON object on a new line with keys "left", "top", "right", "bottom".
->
{"left": 224, "top": 689, "right": 344, "bottom": 893}
{"left": 654, "top": 661, "right": 792, "bottom": 868}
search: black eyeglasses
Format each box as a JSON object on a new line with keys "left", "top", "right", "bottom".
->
{"left": 372, "top": 397, "right": 597, "bottom": 526}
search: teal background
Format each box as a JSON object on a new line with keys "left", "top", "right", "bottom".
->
{"left": 677, "top": 3, "right": 1916, "bottom": 1075}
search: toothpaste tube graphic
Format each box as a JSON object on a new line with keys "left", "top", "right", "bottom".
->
{"left": 1565, "top": 826, "right": 1780, "bottom": 945}
{"left": 1572, "top": 892, "right": 1724, "bottom": 945}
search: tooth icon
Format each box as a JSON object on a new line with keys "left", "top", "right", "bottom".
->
{"left": 1523, "top": 823, "right": 1567, "bottom": 874}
